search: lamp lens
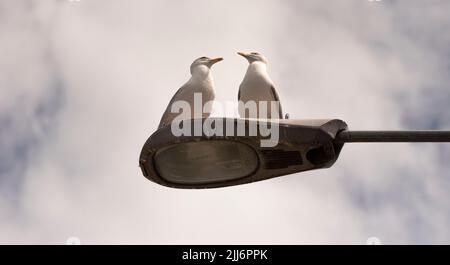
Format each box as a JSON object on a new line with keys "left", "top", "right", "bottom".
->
{"left": 154, "top": 140, "right": 258, "bottom": 184}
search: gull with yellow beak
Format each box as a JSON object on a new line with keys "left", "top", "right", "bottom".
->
{"left": 237, "top": 52, "right": 283, "bottom": 119}
{"left": 158, "top": 56, "right": 223, "bottom": 129}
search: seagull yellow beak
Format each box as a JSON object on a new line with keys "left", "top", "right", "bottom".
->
{"left": 209, "top": 57, "right": 223, "bottom": 64}
{"left": 237, "top": 52, "right": 250, "bottom": 58}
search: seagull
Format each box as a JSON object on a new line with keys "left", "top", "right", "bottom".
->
{"left": 237, "top": 52, "right": 283, "bottom": 119}
{"left": 158, "top": 56, "right": 223, "bottom": 129}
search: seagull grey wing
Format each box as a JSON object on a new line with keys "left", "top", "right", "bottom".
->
{"left": 237, "top": 83, "right": 247, "bottom": 118}
{"left": 166, "top": 85, "right": 187, "bottom": 108}
{"left": 270, "top": 85, "right": 283, "bottom": 119}
{"left": 158, "top": 84, "right": 188, "bottom": 129}
{"left": 238, "top": 85, "right": 241, "bottom": 101}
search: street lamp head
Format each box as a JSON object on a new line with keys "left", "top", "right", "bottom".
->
{"left": 139, "top": 118, "right": 348, "bottom": 189}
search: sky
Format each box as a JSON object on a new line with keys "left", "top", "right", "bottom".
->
{"left": 1, "top": 0, "right": 450, "bottom": 244}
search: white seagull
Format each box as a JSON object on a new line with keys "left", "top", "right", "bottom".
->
{"left": 158, "top": 56, "right": 223, "bottom": 129}
{"left": 237, "top": 52, "right": 283, "bottom": 119}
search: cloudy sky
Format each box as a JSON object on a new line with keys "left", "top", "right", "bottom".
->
{"left": 1, "top": 0, "right": 450, "bottom": 244}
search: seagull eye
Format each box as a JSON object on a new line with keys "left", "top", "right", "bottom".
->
{"left": 251, "top": 52, "right": 259, "bottom": 55}
{"left": 199, "top": 56, "right": 208, "bottom": 60}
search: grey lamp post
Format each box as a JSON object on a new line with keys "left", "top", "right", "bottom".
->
{"left": 139, "top": 118, "right": 450, "bottom": 189}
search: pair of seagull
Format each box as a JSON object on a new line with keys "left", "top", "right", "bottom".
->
{"left": 158, "top": 52, "right": 285, "bottom": 129}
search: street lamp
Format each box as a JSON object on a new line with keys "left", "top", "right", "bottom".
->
{"left": 139, "top": 118, "right": 450, "bottom": 189}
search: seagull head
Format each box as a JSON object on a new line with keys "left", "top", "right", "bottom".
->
{"left": 237, "top": 52, "right": 268, "bottom": 64}
{"left": 190, "top": 56, "right": 223, "bottom": 74}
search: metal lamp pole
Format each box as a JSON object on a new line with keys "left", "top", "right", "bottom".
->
{"left": 335, "top": 130, "right": 450, "bottom": 143}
